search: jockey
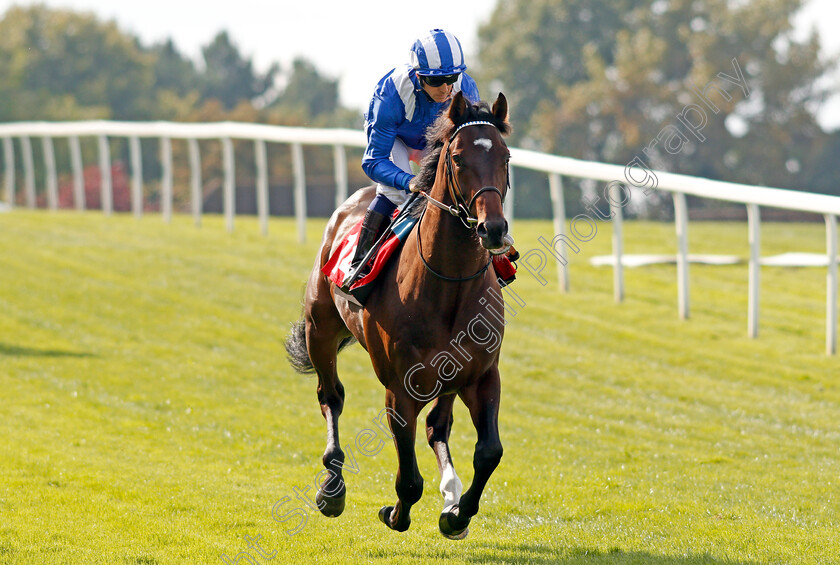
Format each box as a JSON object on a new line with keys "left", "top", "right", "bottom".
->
{"left": 348, "top": 29, "right": 481, "bottom": 278}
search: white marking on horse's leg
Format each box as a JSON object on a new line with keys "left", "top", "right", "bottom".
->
{"left": 474, "top": 138, "right": 492, "bottom": 152}
{"left": 439, "top": 461, "right": 463, "bottom": 510}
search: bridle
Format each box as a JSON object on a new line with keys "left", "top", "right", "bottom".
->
{"left": 416, "top": 120, "right": 510, "bottom": 282}
{"left": 419, "top": 120, "right": 510, "bottom": 229}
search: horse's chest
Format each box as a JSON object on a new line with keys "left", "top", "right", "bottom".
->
{"left": 384, "top": 309, "right": 503, "bottom": 390}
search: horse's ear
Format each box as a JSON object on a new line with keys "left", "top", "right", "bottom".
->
{"left": 492, "top": 92, "right": 508, "bottom": 123}
{"left": 447, "top": 90, "right": 468, "bottom": 122}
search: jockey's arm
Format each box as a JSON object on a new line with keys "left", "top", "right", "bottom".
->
{"left": 362, "top": 96, "right": 413, "bottom": 193}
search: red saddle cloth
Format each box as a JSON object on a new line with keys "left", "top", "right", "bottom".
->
{"left": 322, "top": 219, "right": 363, "bottom": 290}
{"left": 322, "top": 213, "right": 518, "bottom": 304}
{"left": 322, "top": 210, "right": 409, "bottom": 293}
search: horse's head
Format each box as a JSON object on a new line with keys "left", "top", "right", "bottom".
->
{"left": 442, "top": 91, "right": 512, "bottom": 251}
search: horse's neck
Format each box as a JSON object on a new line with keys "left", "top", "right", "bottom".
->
{"left": 415, "top": 180, "right": 488, "bottom": 287}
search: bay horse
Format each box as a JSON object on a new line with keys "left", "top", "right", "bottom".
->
{"left": 285, "top": 91, "right": 512, "bottom": 539}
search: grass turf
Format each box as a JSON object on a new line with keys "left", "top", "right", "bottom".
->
{"left": 0, "top": 210, "right": 837, "bottom": 564}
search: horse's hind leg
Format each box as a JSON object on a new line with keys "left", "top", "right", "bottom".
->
{"left": 305, "top": 296, "right": 351, "bottom": 517}
{"left": 439, "top": 367, "right": 503, "bottom": 539}
{"left": 426, "top": 394, "right": 466, "bottom": 538}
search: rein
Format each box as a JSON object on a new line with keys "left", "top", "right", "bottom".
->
{"left": 415, "top": 120, "right": 507, "bottom": 283}
{"left": 416, "top": 209, "right": 491, "bottom": 282}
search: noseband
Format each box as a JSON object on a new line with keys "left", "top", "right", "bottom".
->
{"left": 420, "top": 120, "right": 510, "bottom": 230}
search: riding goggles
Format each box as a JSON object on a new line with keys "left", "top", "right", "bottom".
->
{"left": 421, "top": 74, "right": 459, "bottom": 87}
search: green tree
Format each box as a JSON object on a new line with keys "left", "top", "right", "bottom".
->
{"left": 151, "top": 38, "right": 200, "bottom": 98}
{"left": 270, "top": 58, "right": 339, "bottom": 120}
{"left": 477, "top": 0, "right": 646, "bottom": 147}
{"left": 0, "top": 5, "right": 364, "bottom": 212}
{"left": 199, "top": 31, "right": 278, "bottom": 109}
{"left": 266, "top": 57, "right": 359, "bottom": 127}
{"left": 476, "top": 0, "right": 836, "bottom": 213}
{"left": 0, "top": 5, "right": 156, "bottom": 120}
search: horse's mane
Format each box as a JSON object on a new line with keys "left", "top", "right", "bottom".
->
{"left": 412, "top": 99, "right": 511, "bottom": 193}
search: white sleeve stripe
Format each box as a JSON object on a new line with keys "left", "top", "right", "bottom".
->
{"left": 393, "top": 68, "right": 417, "bottom": 122}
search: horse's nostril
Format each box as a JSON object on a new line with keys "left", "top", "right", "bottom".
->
{"left": 485, "top": 220, "right": 505, "bottom": 240}
{"left": 476, "top": 219, "right": 507, "bottom": 250}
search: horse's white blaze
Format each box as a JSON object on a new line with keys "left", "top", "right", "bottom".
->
{"left": 474, "top": 138, "right": 493, "bottom": 152}
{"left": 439, "top": 464, "right": 463, "bottom": 508}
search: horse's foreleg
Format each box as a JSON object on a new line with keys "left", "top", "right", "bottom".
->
{"left": 426, "top": 394, "right": 465, "bottom": 522}
{"left": 440, "top": 367, "right": 503, "bottom": 539}
{"left": 379, "top": 390, "right": 422, "bottom": 532}
{"left": 306, "top": 306, "right": 350, "bottom": 517}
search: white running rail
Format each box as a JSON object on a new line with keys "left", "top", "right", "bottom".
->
{"left": 1, "top": 120, "right": 837, "bottom": 355}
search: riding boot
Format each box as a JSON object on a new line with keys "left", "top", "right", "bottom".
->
{"left": 346, "top": 208, "right": 390, "bottom": 284}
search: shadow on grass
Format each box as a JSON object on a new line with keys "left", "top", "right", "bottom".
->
{"left": 0, "top": 342, "right": 95, "bottom": 358}
{"left": 365, "top": 542, "right": 758, "bottom": 565}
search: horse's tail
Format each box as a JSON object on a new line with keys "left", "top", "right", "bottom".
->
{"left": 285, "top": 319, "right": 314, "bottom": 374}
{"left": 284, "top": 319, "right": 357, "bottom": 375}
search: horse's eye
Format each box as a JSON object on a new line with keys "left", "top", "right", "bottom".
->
{"left": 452, "top": 154, "right": 464, "bottom": 167}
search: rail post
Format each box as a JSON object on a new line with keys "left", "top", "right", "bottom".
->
{"left": 70, "top": 136, "right": 85, "bottom": 211}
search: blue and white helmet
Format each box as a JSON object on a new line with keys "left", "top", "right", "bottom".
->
{"left": 409, "top": 29, "right": 467, "bottom": 76}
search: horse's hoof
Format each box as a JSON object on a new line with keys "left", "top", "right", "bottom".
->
{"left": 378, "top": 506, "right": 410, "bottom": 532}
{"left": 439, "top": 507, "right": 470, "bottom": 540}
{"left": 378, "top": 506, "right": 394, "bottom": 527}
{"left": 441, "top": 526, "right": 469, "bottom": 540}
{"left": 316, "top": 489, "right": 345, "bottom": 517}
